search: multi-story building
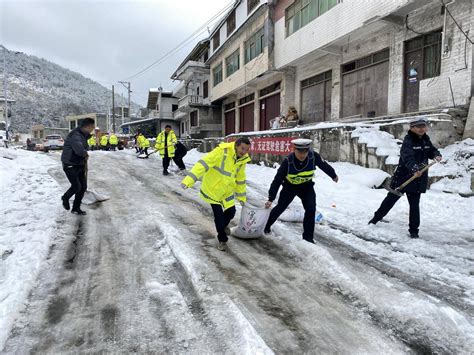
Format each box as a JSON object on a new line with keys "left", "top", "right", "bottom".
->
{"left": 120, "top": 89, "right": 180, "bottom": 136}
{"left": 207, "top": 0, "right": 292, "bottom": 135}
{"left": 171, "top": 39, "right": 222, "bottom": 139}
{"left": 273, "top": 0, "right": 473, "bottom": 123}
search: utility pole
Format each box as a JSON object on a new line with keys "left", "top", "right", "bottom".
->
{"left": 118, "top": 81, "right": 131, "bottom": 122}
{"left": 112, "top": 85, "right": 115, "bottom": 133}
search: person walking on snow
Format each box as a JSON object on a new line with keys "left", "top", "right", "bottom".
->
{"left": 60, "top": 117, "right": 95, "bottom": 215}
{"left": 264, "top": 139, "right": 338, "bottom": 244}
{"left": 109, "top": 133, "right": 118, "bottom": 151}
{"left": 100, "top": 133, "right": 109, "bottom": 151}
{"left": 180, "top": 137, "right": 252, "bottom": 251}
{"left": 155, "top": 125, "right": 185, "bottom": 175}
{"left": 369, "top": 117, "right": 442, "bottom": 239}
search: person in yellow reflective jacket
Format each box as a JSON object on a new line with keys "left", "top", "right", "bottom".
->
{"left": 100, "top": 134, "right": 109, "bottom": 151}
{"left": 109, "top": 133, "right": 118, "bottom": 151}
{"left": 181, "top": 137, "right": 251, "bottom": 251}
{"left": 87, "top": 135, "right": 97, "bottom": 151}
{"left": 143, "top": 137, "right": 150, "bottom": 156}
{"left": 155, "top": 125, "right": 185, "bottom": 175}
{"left": 136, "top": 132, "right": 145, "bottom": 154}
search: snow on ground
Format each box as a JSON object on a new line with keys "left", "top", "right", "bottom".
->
{"left": 1, "top": 145, "right": 473, "bottom": 352}
{"left": 183, "top": 146, "right": 474, "bottom": 351}
{"left": 0, "top": 148, "right": 61, "bottom": 346}
{"left": 350, "top": 126, "right": 402, "bottom": 164}
{"left": 430, "top": 138, "right": 474, "bottom": 194}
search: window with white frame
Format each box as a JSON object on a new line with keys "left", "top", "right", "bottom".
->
{"left": 213, "top": 63, "right": 223, "bottom": 86}
{"left": 226, "top": 49, "right": 240, "bottom": 77}
{"left": 286, "top": 0, "right": 339, "bottom": 37}
{"left": 245, "top": 27, "right": 266, "bottom": 64}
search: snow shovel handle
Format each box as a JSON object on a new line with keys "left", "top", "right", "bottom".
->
{"left": 395, "top": 160, "right": 437, "bottom": 191}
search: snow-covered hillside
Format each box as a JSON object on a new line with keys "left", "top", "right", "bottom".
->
{"left": 1, "top": 47, "right": 141, "bottom": 132}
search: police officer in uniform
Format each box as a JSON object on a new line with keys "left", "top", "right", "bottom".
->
{"left": 264, "top": 138, "right": 338, "bottom": 243}
{"left": 369, "top": 117, "right": 442, "bottom": 238}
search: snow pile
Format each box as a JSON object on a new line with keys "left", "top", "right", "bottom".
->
{"left": 351, "top": 126, "right": 402, "bottom": 164}
{"left": 0, "top": 148, "right": 60, "bottom": 347}
{"left": 430, "top": 138, "right": 474, "bottom": 194}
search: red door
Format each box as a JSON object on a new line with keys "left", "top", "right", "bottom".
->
{"left": 239, "top": 103, "right": 254, "bottom": 132}
{"left": 259, "top": 93, "right": 280, "bottom": 130}
{"left": 225, "top": 110, "right": 235, "bottom": 136}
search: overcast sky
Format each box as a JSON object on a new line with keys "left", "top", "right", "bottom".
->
{"left": 0, "top": 0, "right": 232, "bottom": 106}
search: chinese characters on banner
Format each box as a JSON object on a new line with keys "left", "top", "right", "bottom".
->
{"left": 250, "top": 137, "right": 294, "bottom": 155}
{"left": 226, "top": 137, "right": 295, "bottom": 155}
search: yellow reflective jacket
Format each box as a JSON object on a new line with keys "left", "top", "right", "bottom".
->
{"left": 137, "top": 134, "right": 145, "bottom": 148}
{"left": 109, "top": 134, "right": 118, "bottom": 145}
{"left": 87, "top": 136, "right": 96, "bottom": 146}
{"left": 143, "top": 138, "right": 150, "bottom": 148}
{"left": 181, "top": 142, "right": 251, "bottom": 210}
{"left": 100, "top": 135, "right": 108, "bottom": 146}
{"left": 155, "top": 130, "right": 177, "bottom": 157}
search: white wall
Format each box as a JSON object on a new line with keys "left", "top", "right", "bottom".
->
{"left": 274, "top": 0, "right": 412, "bottom": 68}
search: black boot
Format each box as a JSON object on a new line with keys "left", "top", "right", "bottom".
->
{"left": 409, "top": 231, "right": 419, "bottom": 239}
{"left": 61, "top": 196, "right": 70, "bottom": 211}
{"left": 71, "top": 208, "right": 87, "bottom": 215}
{"left": 368, "top": 218, "right": 377, "bottom": 225}
{"left": 163, "top": 171, "right": 169, "bottom": 176}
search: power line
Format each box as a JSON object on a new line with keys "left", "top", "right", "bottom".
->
{"left": 440, "top": 0, "right": 473, "bottom": 44}
{"left": 121, "top": 1, "right": 234, "bottom": 81}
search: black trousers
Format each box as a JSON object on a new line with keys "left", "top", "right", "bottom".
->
{"left": 372, "top": 192, "right": 421, "bottom": 233}
{"left": 110, "top": 144, "right": 117, "bottom": 151}
{"left": 163, "top": 155, "right": 186, "bottom": 172}
{"left": 265, "top": 183, "right": 316, "bottom": 242}
{"left": 62, "top": 164, "right": 87, "bottom": 210}
{"left": 211, "top": 204, "right": 236, "bottom": 243}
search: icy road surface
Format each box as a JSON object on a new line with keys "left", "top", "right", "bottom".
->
{"left": 1, "top": 148, "right": 473, "bottom": 354}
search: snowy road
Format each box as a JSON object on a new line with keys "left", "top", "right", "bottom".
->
{"left": 2, "top": 149, "right": 473, "bottom": 354}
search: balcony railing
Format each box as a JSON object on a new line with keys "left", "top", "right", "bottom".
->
{"left": 178, "top": 95, "right": 206, "bottom": 108}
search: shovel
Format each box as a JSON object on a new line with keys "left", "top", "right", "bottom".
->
{"left": 383, "top": 161, "right": 437, "bottom": 197}
{"left": 82, "top": 159, "right": 110, "bottom": 205}
{"left": 137, "top": 150, "right": 158, "bottom": 159}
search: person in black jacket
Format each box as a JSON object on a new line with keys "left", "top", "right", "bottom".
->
{"left": 60, "top": 118, "right": 95, "bottom": 215}
{"left": 369, "top": 117, "right": 442, "bottom": 238}
{"left": 264, "top": 139, "right": 339, "bottom": 243}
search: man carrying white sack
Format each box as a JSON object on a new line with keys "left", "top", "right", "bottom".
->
{"left": 180, "top": 137, "right": 252, "bottom": 251}
{"left": 264, "top": 139, "right": 339, "bottom": 243}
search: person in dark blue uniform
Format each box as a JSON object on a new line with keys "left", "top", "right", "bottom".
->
{"left": 369, "top": 117, "right": 442, "bottom": 238}
{"left": 264, "top": 139, "right": 339, "bottom": 243}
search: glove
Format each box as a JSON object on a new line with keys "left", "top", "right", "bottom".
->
{"left": 239, "top": 200, "right": 245, "bottom": 206}
{"left": 265, "top": 200, "right": 272, "bottom": 209}
{"left": 180, "top": 183, "right": 188, "bottom": 190}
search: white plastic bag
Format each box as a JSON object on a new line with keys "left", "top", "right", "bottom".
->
{"left": 231, "top": 205, "right": 271, "bottom": 239}
{"left": 279, "top": 208, "right": 323, "bottom": 223}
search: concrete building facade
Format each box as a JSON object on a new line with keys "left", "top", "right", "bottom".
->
{"left": 273, "top": 0, "right": 473, "bottom": 125}
{"left": 207, "top": 0, "right": 288, "bottom": 135}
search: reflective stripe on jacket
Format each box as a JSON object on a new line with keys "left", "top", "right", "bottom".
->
{"left": 155, "top": 130, "right": 177, "bottom": 157}
{"left": 181, "top": 142, "right": 250, "bottom": 210}
{"left": 100, "top": 135, "right": 108, "bottom": 146}
{"left": 109, "top": 135, "right": 118, "bottom": 145}
{"left": 286, "top": 151, "right": 315, "bottom": 185}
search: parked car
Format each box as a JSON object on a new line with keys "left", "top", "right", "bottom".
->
{"left": 43, "top": 134, "right": 64, "bottom": 151}
{"left": 30, "top": 138, "right": 45, "bottom": 152}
